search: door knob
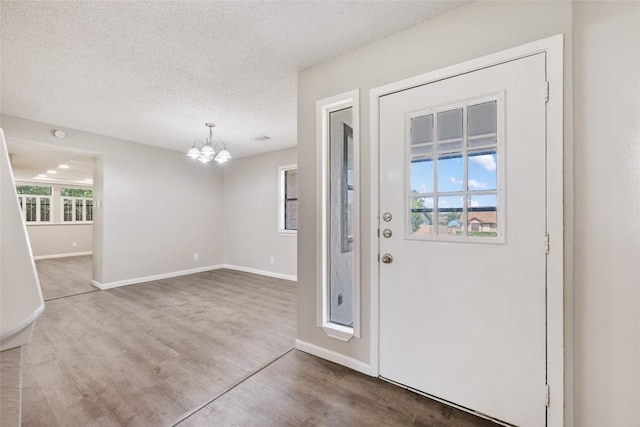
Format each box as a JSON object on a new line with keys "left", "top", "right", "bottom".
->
{"left": 381, "top": 253, "right": 393, "bottom": 264}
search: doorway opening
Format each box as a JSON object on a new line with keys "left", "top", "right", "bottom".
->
{"left": 7, "top": 139, "right": 99, "bottom": 301}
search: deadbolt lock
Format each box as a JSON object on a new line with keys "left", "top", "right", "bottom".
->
{"left": 381, "top": 253, "right": 393, "bottom": 264}
{"left": 383, "top": 212, "right": 392, "bottom": 222}
{"left": 382, "top": 229, "right": 392, "bottom": 238}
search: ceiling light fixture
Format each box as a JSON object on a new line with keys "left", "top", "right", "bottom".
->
{"left": 47, "top": 170, "right": 57, "bottom": 174}
{"left": 186, "top": 123, "right": 232, "bottom": 164}
{"left": 58, "top": 164, "right": 70, "bottom": 169}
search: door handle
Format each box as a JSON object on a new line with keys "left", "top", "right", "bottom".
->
{"left": 381, "top": 253, "right": 393, "bottom": 264}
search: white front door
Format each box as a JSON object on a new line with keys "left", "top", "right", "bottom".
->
{"left": 379, "top": 53, "right": 547, "bottom": 426}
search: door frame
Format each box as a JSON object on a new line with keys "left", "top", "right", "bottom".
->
{"left": 369, "top": 34, "right": 565, "bottom": 427}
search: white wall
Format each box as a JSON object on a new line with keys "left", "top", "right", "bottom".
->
{"left": 1, "top": 115, "right": 225, "bottom": 285}
{"left": 572, "top": 2, "right": 640, "bottom": 426}
{"left": 223, "top": 147, "right": 297, "bottom": 279}
{"left": 297, "top": 0, "right": 572, "bottom": 368}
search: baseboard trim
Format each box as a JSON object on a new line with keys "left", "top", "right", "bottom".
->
{"left": 33, "top": 251, "right": 93, "bottom": 260}
{"left": 91, "top": 264, "right": 226, "bottom": 290}
{"left": 222, "top": 264, "right": 297, "bottom": 282}
{"left": 294, "top": 339, "right": 371, "bottom": 376}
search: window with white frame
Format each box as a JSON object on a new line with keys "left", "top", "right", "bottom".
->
{"left": 278, "top": 165, "right": 298, "bottom": 233}
{"left": 16, "top": 185, "right": 52, "bottom": 223}
{"left": 61, "top": 188, "right": 94, "bottom": 223}
{"left": 407, "top": 96, "right": 502, "bottom": 242}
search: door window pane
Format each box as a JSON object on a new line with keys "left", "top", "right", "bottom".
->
{"left": 467, "top": 194, "right": 498, "bottom": 237}
{"left": 409, "top": 197, "right": 433, "bottom": 236}
{"left": 411, "top": 114, "right": 434, "bottom": 145}
{"left": 468, "top": 150, "right": 497, "bottom": 191}
{"left": 437, "top": 153, "right": 463, "bottom": 192}
{"left": 411, "top": 144, "right": 434, "bottom": 156}
{"left": 437, "top": 108, "right": 463, "bottom": 150}
{"left": 410, "top": 157, "right": 434, "bottom": 193}
{"left": 468, "top": 101, "right": 497, "bottom": 147}
{"left": 405, "top": 96, "right": 501, "bottom": 241}
{"left": 438, "top": 196, "right": 463, "bottom": 236}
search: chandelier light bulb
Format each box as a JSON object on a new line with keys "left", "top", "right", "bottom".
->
{"left": 186, "top": 123, "right": 231, "bottom": 165}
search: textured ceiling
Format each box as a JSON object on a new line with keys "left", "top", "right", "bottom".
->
{"left": 1, "top": 1, "right": 468, "bottom": 158}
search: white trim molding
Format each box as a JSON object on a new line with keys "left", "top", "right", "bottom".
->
{"left": 91, "top": 265, "right": 225, "bottom": 290}
{"left": 295, "top": 339, "right": 370, "bottom": 375}
{"left": 91, "top": 264, "right": 296, "bottom": 290}
{"left": 369, "top": 34, "right": 565, "bottom": 427}
{"left": 33, "top": 251, "right": 93, "bottom": 260}
{"left": 222, "top": 264, "right": 297, "bottom": 282}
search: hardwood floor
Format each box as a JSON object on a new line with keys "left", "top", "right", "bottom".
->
{"left": 35, "top": 255, "right": 95, "bottom": 300}
{"left": 178, "top": 349, "right": 497, "bottom": 427}
{"left": 24, "top": 268, "right": 497, "bottom": 427}
{"left": 22, "top": 269, "right": 297, "bottom": 426}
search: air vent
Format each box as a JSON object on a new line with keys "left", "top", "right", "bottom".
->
{"left": 254, "top": 135, "right": 271, "bottom": 141}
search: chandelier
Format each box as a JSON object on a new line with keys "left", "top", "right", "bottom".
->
{"left": 186, "top": 123, "right": 232, "bottom": 164}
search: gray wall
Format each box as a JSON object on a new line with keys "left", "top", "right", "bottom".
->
{"left": 2, "top": 115, "right": 225, "bottom": 284}
{"left": 298, "top": 0, "right": 572, "bottom": 369}
{"left": 223, "top": 147, "right": 297, "bottom": 278}
{"left": 26, "top": 224, "right": 92, "bottom": 258}
{"left": 572, "top": 2, "right": 640, "bottom": 426}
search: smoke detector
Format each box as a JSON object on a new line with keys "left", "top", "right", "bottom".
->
{"left": 254, "top": 135, "right": 271, "bottom": 141}
{"left": 53, "top": 130, "right": 66, "bottom": 139}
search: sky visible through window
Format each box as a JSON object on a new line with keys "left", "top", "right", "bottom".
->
{"left": 411, "top": 151, "right": 497, "bottom": 210}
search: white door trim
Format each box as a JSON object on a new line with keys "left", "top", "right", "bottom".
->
{"left": 369, "top": 34, "right": 565, "bottom": 427}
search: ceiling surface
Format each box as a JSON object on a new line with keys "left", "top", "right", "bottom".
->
{"left": 1, "top": 1, "right": 468, "bottom": 158}
{"left": 8, "top": 140, "right": 94, "bottom": 185}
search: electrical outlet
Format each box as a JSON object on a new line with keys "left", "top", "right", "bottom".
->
{"left": 193, "top": 253, "right": 199, "bottom": 261}
{"left": 71, "top": 242, "right": 77, "bottom": 247}
{"left": 269, "top": 256, "right": 275, "bottom": 264}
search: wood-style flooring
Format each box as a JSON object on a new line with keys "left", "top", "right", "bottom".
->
{"left": 35, "top": 255, "right": 95, "bottom": 300}
{"left": 179, "top": 349, "right": 498, "bottom": 427}
{"left": 24, "top": 264, "right": 497, "bottom": 427}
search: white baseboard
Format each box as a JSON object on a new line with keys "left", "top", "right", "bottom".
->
{"left": 294, "top": 339, "right": 371, "bottom": 376}
{"left": 222, "top": 264, "right": 297, "bottom": 282}
{"left": 33, "top": 251, "right": 93, "bottom": 260}
{"left": 91, "top": 264, "right": 225, "bottom": 290}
